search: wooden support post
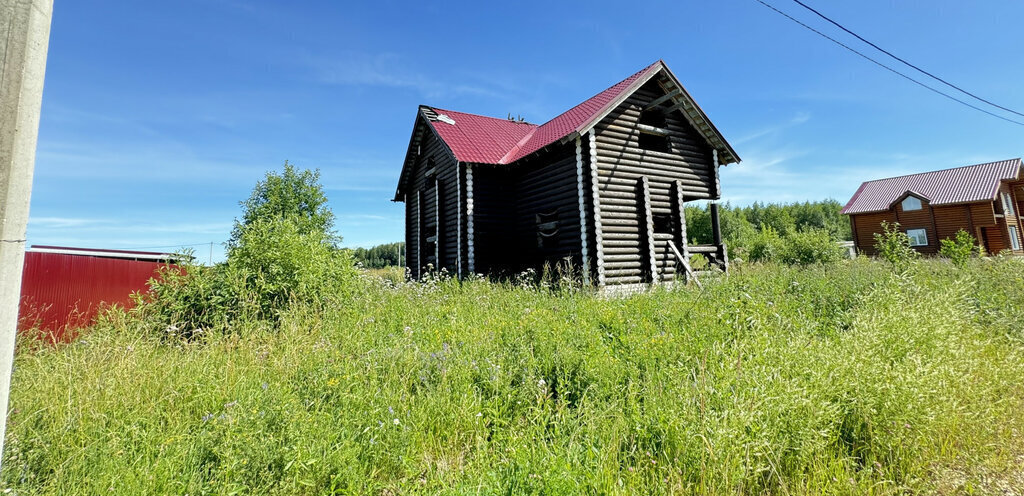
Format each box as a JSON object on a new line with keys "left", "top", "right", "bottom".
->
{"left": 643, "top": 89, "right": 682, "bottom": 111}
{"left": 710, "top": 201, "right": 722, "bottom": 246}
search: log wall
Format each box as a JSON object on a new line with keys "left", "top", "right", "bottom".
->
{"left": 591, "top": 80, "right": 717, "bottom": 285}
{"left": 403, "top": 122, "right": 460, "bottom": 278}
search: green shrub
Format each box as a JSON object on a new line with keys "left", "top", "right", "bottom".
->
{"left": 228, "top": 215, "right": 356, "bottom": 317}
{"left": 779, "top": 228, "right": 846, "bottom": 265}
{"left": 135, "top": 258, "right": 250, "bottom": 339}
{"left": 874, "top": 221, "right": 919, "bottom": 271}
{"left": 939, "top": 229, "right": 977, "bottom": 268}
{"left": 747, "top": 224, "right": 784, "bottom": 263}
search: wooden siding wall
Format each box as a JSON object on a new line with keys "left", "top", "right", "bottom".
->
{"left": 513, "top": 143, "right": 584, "bottom": 273}
{"left": 470, "top": 142, "right": 584, "bottom": 276}
{"left": 851, "top": 211, "right": 896, "bottom": 255}
{"left": 592, "top": 80, "right": 716, "bottom": 285}
{"left": 998, "top": 183, "right": 1023, "bottom": 254}
{"left": 850, "top": 199, "right": 1009, "bottom": 256}
{"left": 894, "top": 198, "right": 938, "bottom": 254}
{"left": 403, "top": 125, "right": 460, "bottom": 278}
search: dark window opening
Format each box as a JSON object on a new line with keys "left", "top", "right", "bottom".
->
{"left": 536, "top": 209, "right": 560, "bottom": 248}
{"left": 653, "top": 213, "right": 673, "bottom": 234}
{"left": 639, "top": 110, "right": 667, "bottom": 128}
{"left": 638, "top": 111, "right": 671, "bottom": 153}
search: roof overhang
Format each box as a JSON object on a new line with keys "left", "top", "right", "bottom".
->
{"left": 393, "top": 107, "right": 459, "bottom": 202}
{"left": 571, "top": 61, "right": 741, "bottom": 165}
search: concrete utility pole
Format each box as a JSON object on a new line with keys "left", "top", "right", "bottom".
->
{"left": 0, "top": 0, "right": 54, "bottom": 470}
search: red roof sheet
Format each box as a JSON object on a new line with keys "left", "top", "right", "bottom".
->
{"left": 842, "top": 158, "right": 1022, "bottom": 215}
{"left": 425, "top": 61, "right": 663, "bottom": 165}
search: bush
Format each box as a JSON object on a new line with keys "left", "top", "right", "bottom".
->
{"left": 747, "top": 226, "right": 844, "bottom": 266}
{"left": 939, "top": 229, "right": 977, "bottom": 268}
{"left": 779, "top": 228, "right": 846, "bottom": 266}
{"left": 874, "top": 221, "right": 919, "bottom": 271}
{"left": 228, "top": 215, "right": 357, "bottom": 316}
{"left": 135, "top": 258, "right": 249, "bottom": 339}
{"left": 747, "top": 224, "right": 784, "bottom": 263}
{"left": 135, "top": 164, "right": 356, "bottom": 337}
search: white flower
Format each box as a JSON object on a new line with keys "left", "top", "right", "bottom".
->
{"left": 476, "top": 412, "right": 483, "bottom": 417}
{"left": 537, "top": 379, "right": 546, "bottom": 388}
{"left": 393, "top": 418, "right": 400, "bottom": 425}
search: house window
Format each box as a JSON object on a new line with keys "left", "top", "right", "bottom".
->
{"left": 906, "top": 228, "right": 928, "bottom": 247}
{"left": 1001, "top": 192, "right": 1016, "bottom": 217}
{"left": 536, "top": 209, "right": 559, "bottom": 248}
{"left": 638, "top": 111, "right": 671, "bottom": 153}
{"left": 1010, "top": 226, "right": 1021, "bottom": 251}
{"left": 652, "top": 213, "right": 673, "bottom": 234}
{"left": 901, "top": 196, "right": 922, "bottom": 211}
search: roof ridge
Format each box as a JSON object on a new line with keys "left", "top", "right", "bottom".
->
{"left": 859, "top": 158, "right": 1021, "bottom": 185}
{"left": 427, "top": 106, "right": 539, "bottom": 127}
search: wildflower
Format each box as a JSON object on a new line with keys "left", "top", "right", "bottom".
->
{"left": 476, "top": 412, "right": 483, "bottom": 417}
{"left": 537, "top": 378, "right": 546, "bottom": 388}
{"left": 201, "top": 413, "right": 214, "bottom": 422}
{"left": 261, "top": 382, "right": 269, "bottom": 390}
{"left": 393, "top": 418, "right": 400, "bottom": 426}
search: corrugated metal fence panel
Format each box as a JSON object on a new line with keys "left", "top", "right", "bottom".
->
{"left": 18, "top": 252, "right": 168, "bottom": 341}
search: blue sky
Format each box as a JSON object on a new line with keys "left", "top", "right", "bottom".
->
{"left": 27, "top": 1, "right": 1024, "bottom": 262}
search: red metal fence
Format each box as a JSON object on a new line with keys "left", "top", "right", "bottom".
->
{"left": 18, "top": 248, "right": 173, "bottom": 341}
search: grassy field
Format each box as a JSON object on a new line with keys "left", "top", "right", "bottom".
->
{"left": 3, "top": 258, "right": 1024, "bottom": 494}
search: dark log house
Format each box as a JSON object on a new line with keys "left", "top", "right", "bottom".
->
{"left": 394, "top": 60, "right": 741, "bottom": 291}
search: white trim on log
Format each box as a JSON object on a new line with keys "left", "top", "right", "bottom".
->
{"left": 574, "top": 137, "right": 591, "bottom": 285}
{"left": 713, "top": 149, "right": 721, "bottom": 198}
{"left": 403, "top": 193, "right": 408, "bottom": 278}
{"left": 466, "top": 164, "right": 475, "bottom": 274}
{"left": 434, "top": 178, "right": 440, "bottom": 265}
{"left": 456, "top": 162, "right": 462, "bottom": 278}
{"left": 639, "top": 176, "right": 659, "bottom": 283}
{"left": 415, "top": 190, "right": 422, "bottom": 278}
{"left": 588, "top": 132, "right": 606, "bottom": 286}
{"left": 674, "top": 179, "right": 689, "bottom": 264}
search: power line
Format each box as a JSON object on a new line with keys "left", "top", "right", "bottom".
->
{"left": 753, "top": 0, "right": 1024, "bottom": 127}
{"left": 790, "top": 0, "right": 1024, "bottom": 119}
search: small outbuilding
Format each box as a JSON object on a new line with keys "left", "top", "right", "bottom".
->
{"left": 394, "top": 60, "right": 740, "bottom": 290}
{"left": 19, "top": 245, "right": 181, "bottom": 341}
{"left": 842, "top": 158, "right": 1024, "bottom": 256}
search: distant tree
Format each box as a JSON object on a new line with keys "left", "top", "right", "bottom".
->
{"left": 351, "top": 242, "right": 406, "bottom": 268}
{"left": 685, "top": 199, "right": 852, "bottom": 258}
{"left": 228, "top": 161, "right": 336, "bottom": 248}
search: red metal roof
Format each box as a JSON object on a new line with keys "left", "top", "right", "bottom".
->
{"left": 842, "top": 158, "right": 1022, "bottom": 215}
{"left": 425, "top": 61, "right": 664, "bottom": 165}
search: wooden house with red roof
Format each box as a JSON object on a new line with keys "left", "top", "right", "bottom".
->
{"left": 394, "top": 60, "right": 740, "bottom": 289}
{"left": 842, "top": 158, "right": 1024, "bottom": 256}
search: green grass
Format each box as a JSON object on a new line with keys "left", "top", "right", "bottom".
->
{"left": 4, "top": 258, "right": 1024, "bottom": 494}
